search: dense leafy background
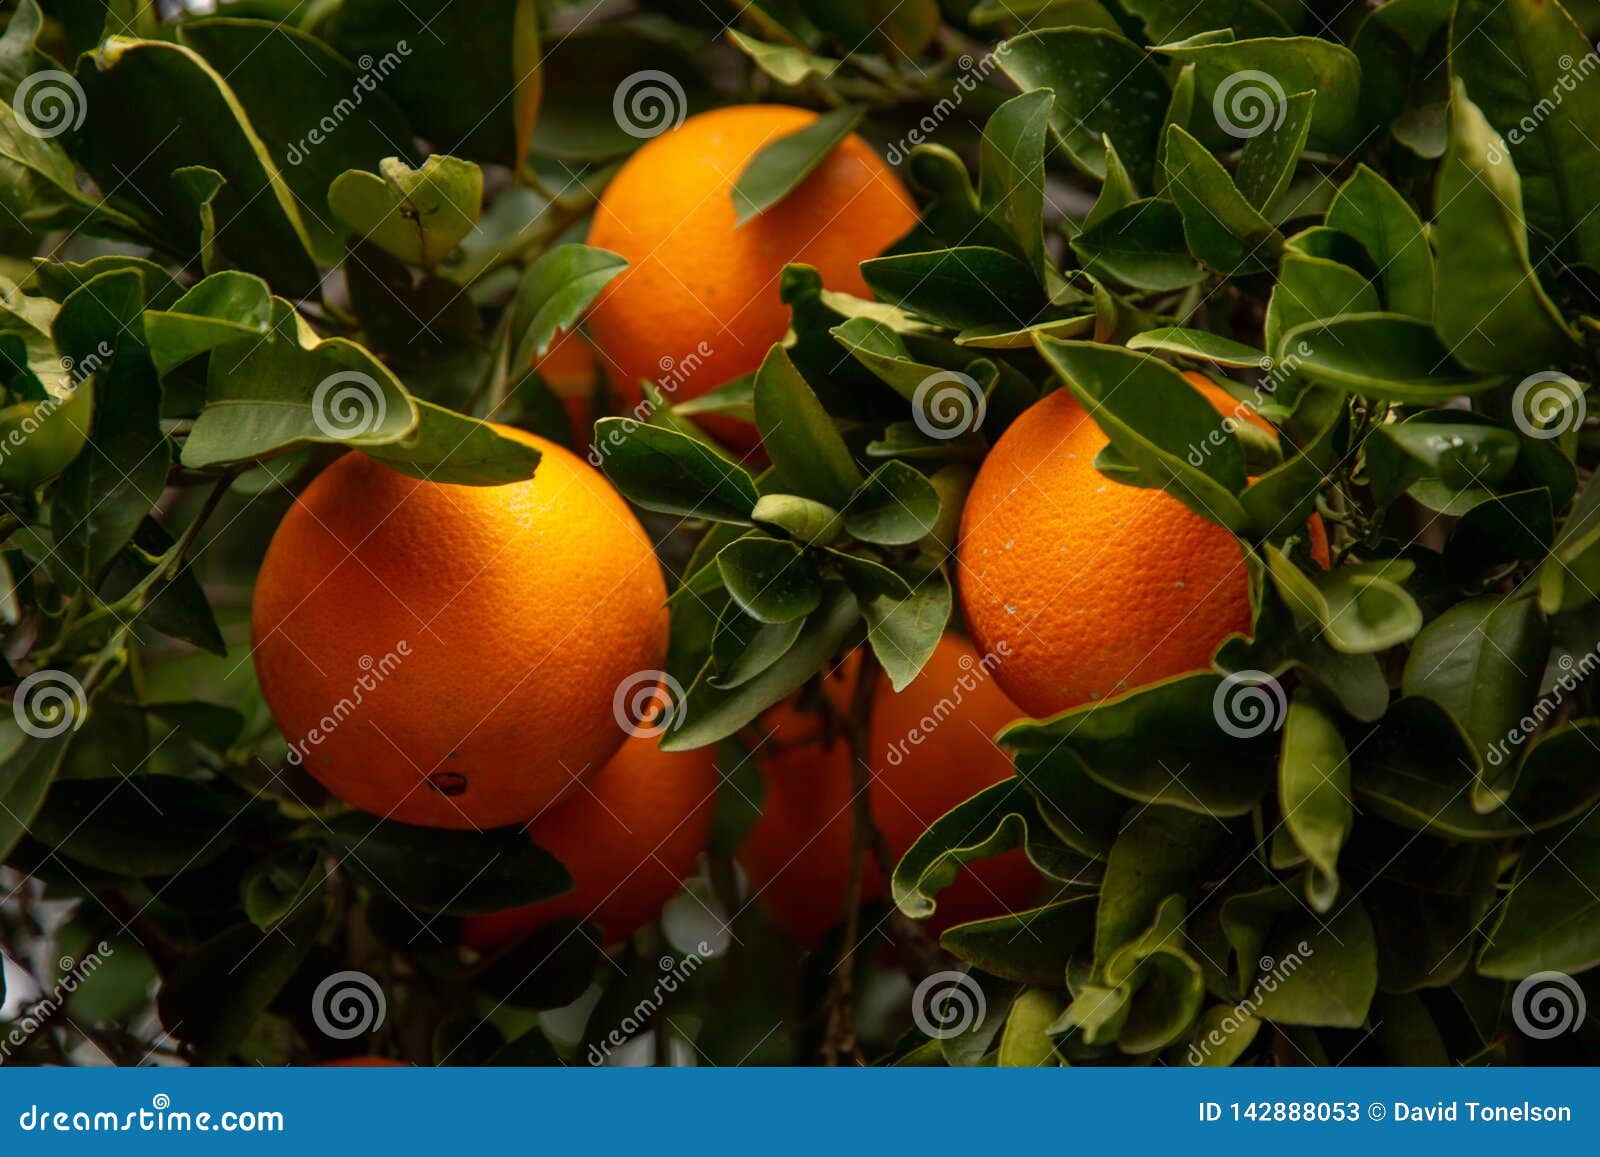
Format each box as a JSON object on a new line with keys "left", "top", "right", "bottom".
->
{"left": 0, "top": 0, "right": 1598, "bottom": 1068}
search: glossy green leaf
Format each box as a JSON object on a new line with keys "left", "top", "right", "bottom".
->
{"left": 733, "top": 105, "right": 863, "bottom": 225}
{"left": 594, "top": 418, "right": 759, "bottom": 523}
{"left": 843, "top": 459, "right": 940, "bottom": 546}
{"left": 508, "top": 244, "right": 626, "bottom": 365}
{"left": 1324, "top": 164, "right": 1434, "bottom": 321}
{"left": 862, "top": 567, "right": 952, "bottom": 692}
{"left": 1071, "top": 198, "right": 1207, "bottom": 291}
{"left": 754, "top": 345, "right": 862, "bottom": 508}
{"left": 717, "top": 535, "right": 823, "bottom": 624}
{"left": 329, "top": 154, "right": 482, "bottom": 269}
{"left": 1278, "top": 690, "right": 1352, "bottom": 911}
{"left": 1283, "top": 313, "right": 1506, "bottom": 402}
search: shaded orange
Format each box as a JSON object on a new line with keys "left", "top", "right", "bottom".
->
{"left": 251, "top": 429, "right": 668, "bottom": 829}
{"left": 531, "top": 329, "right": 599, "bottom": 450}
{"left": 585, "top": 105, "right": 918, "bottom": 444}
{"left": 461, "top": 731, "right": 718, "bottom": 950}
{"left": 737, "top": 637, "right": 1040, "bottom": 946}
{"left": 958, "top": 371, "right": 1322, "bottom": 718}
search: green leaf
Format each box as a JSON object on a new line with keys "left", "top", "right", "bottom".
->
{"left": 1235, "top": 89, "right": 1315, "bottom": 215}
{"left": 1364, "top": 419, "right": 1521, "bottom": 507}
{"left": 861, "top": 248, "right": 1050, "bottom": 332}
{"left": 1539, "top": 469, "right": 1600, "bottom": 614}
{"left": 1164, "top": 126, "right": 1284, "bottom": 275}
{"left": 1122, "top": 0, "right": 1292, "bottom": 42}
{"left": 1071, "top": 199, "right": 1208, "bottom": 292}
{"left": 1324, "top": 165, "right": 1434, "bottom": 321}
{"left": 751, "top": 494, "right": 843, "bottom": 545}
{"left": 1480, "top": 820, "right": 1600, "bottom": 978}
{"left": 593, "top": 418, "right": 759, "bottom": 523}
{"left": 1094, "top": 806, "right": 1221, "bottom": 965}
{"left": 998, "top": 987, "right": 1067, "bottom": 1066}
{"left": 1278, "top": 690, "right": 1352, "bottom": 911}
{"left": 661, "top": 585, "right": 861, "bottom": 752}
{"left": 321, "top": 816, "right": 572, "bottom": 915}
{"left": 242, "top": 844, "right": 328, "bottom": 931}
{"left": 807, "top": 0, "right": 940, "bottom": 58}
{"left": 725, "top": 29, "right": 839, "bottom": 87}
{"left": 1353, "top": 701, "right": 1600, "bottom": 839}
{"left": 182, "top": 300, "right": 416, "bottom": 466}
{"left": 998, "top": 28, "right": 1171, "bottom": 187}
{"left": 843, "top": 459, "right": 941, "bottom": 546}
{"left": 1154, "top": 33, "right": 1363, "bottom": 151}
{"left": 1432, "top": 80, "right": 1580, "bottom": 373}
{"left": 1003, "top": 673, "right": 1277, "bottom": 818}
{"left": 52, "top": 270, "right": 168, "bottom": 581}
{"left": 732, "top": 105, "right": 864, "bottom": 225}
{"left": 177, "top": 17, "right": 419, "bottom": 264}
{"left": 1264, "top": 250, "right": 1379, "bottom": 367}
{"left": 1451, "top": 0, "right": 1600, "bottom": 269}
{"left": 365, "top": 396, "right": 541, "bottom": 487}
{"left": 941, "top": 901, "right": 1097, "bottom": 987}
{"left": 1402, "top": 595, "right": 1548, "bottom": 804}
{"left": 143, "top": 270, "right": 274, "bottom": 377}
{"left": 717, "top": 535, "right": 823, "bottom": 624}
{"left": 979, "top": 90, "right": 1052, "bottom": 281}
{"left": 327, "top": 0, "right": 541, "bottom": 164}
{"left": 1246, "top": 899, "right": 1378, "bottom": 1027}
{"left": 158, "top": 908, "right": 320, "bottom": 1064}
{"left": 1034, "top": 339, "right": 1252, "bottom": 532}
{"left": 1283, "top": 313, "right": 1506, "bottom": 402}
{"left": 753, "top": 345, "right": 863, "bottom": 508}
{"left": 1083, "top": 135, "right": 1139, "bottom": 231}
{"left": 507, "top": 244, "right": 626, "bottom": 365}
{"left": 1266, "top": 547, "right": 1422, "bottom": 653}
{"left": 329, "top": 154, "right": 482, "bottom": 270}
{"left": 0, "top": 721, "right": 73, "bottom": 862}
{"left": 74, "top": 37, "right": 319, "bottom": 296}
{"left": 893, "top": 779, "right": 1099, "bottom": 920}
{"left": 31, "top": 776, "right": 250, "bottom": 876}
{"left": 1126, "top": 327, "right": 1267, "bottom": 368}
{"left": 862, "top": 567, "right": 952, "bottom": 692}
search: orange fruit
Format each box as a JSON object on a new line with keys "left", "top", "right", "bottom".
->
{"left": 737, "top": 636, "right": 1041, "bottom": 946}
{"left": 585, "top": 105, "right": 919, "bottom": 443}
{"left": 251, "top": 429, "right": 669, "bottom": 829}
{"left": 531, "top": 329, "right": 599, "bottom": 450}
{"left": 958, "top": 371, "right": 1317, "bottom": 719}
{"left": 461, "top": 731, "right": 718, "bottom": 951}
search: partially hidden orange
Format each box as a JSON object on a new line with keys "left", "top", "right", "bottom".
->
{"left": 737, "top": 635, "right": 1041, "bottom": 946}
{"left": 251, "top": 429, "right": 668, "bottom": 829}
{"left": 585, "top": 104, "right": 919, "bottom": 444}
{"left": 958, "top": 371, "right": 1321, "bottom": 719}
{"left": 531, "top": 329, "right": 599, "bottom": 450}
{"left": 462, "top": 731, "right": 718, "bottom": 951}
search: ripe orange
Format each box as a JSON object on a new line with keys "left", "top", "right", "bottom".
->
{"left": 737, "top": 636, "right": 1041, "bottom": 946}
{"left": 251, "top": 429, "right": 669, "bottom": 829}
{"left": 461, "top": 731, "right": 718, "bottom": 950}
{"left": 531, "top": 329, "right": 599, "bottom": 450}
{"left": 958, "top": 371, "right": 1315, "bottom": 718}
{"left": 585, "top": 105, "right": 919, "bottom": 442}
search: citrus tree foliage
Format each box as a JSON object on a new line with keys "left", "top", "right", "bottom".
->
{"left": 0, "top": 0, "right": 1597, "bottom": 1068}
